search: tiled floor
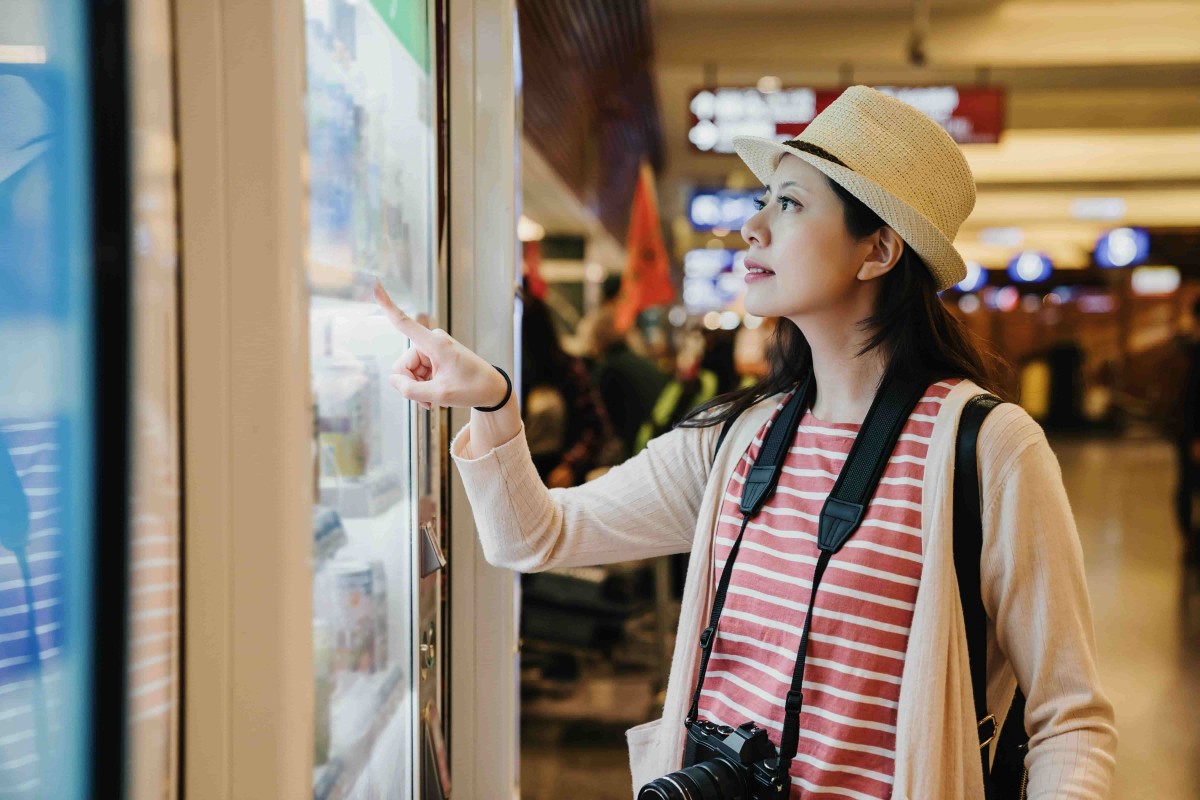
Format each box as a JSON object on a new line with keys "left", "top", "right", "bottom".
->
{"left": 1058, "top": 435, "right": 1200, "bottom": 798}
{"left": 521, "top": 435, "right": 1200, "bottom": 799}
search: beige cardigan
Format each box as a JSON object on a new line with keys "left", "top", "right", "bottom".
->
{"left": 450, "top": 379, "right": 1117, "bottom": 798}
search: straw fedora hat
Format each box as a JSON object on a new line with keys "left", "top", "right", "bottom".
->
{"left": 732, "top": 85, "right": 976, "bottom": 292}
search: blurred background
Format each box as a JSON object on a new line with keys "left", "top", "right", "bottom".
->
{"left": 1, "top": 0, "right": 1198, "bottom": 798}
{"left": 514, "top": 2, "right": 1200, "bottom": 799}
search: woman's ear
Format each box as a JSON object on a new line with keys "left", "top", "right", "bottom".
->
{"left": 857, "top": 227, "right": 904, "bottom": 281}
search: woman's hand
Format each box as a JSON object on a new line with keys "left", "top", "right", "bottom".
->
{"left": 374, "top": 282, "right": 509, "bottom": 412}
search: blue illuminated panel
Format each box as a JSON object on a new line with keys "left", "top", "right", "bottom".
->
{"left": 0, "top": 4, "right": 99, "bottom": 797}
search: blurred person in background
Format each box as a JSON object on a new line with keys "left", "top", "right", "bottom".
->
{"left": 520, "top": 288, "right": 616, "bottom": 488}
{"left": 698, "top": 328, "right": 738, "bottom": 396}
{"left": 1172, "top": 296, "right": 1200, "bottom": 562}
{"left": 588, "top": 280, "right": 670, "bottom": 461}
{"left": 633, "top": 330, "right": 717, "bottom": 454}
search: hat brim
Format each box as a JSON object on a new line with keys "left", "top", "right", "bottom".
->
{"left": 732, "top": 135, "right": 967, "bottom": 293}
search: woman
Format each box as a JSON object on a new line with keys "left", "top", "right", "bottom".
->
{"left": 377, "top": 87, "right": 1116, "bottom": 798}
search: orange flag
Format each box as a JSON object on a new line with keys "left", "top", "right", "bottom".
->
{"left": 523, "top": 240, "right": 547, "bottom": 300}
{"left": 615, "top": 163, "right": 675, "bottom": 332}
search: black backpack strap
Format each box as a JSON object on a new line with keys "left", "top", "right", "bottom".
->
{"left": 954, "top": 393, "right": 1030, "bottom": 797}
{"left": 712, "top": 408, "right": 741, "bottom": 467}
{"left": 954, "top": 394, "right": 1000, "bottom": 755}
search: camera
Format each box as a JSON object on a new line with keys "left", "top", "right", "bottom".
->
{"left": 637, "top": 719, "right": 788, "bottom": 800}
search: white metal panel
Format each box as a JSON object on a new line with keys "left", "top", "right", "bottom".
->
{"left": 447, "top": 0, "right": 521, "bottom": 797}
{"left": 176, "top": 0, "right": 314, "bottom": 795}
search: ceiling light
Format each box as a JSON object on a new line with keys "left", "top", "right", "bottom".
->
{"left": 1071, "top": 197, "right": 1126, "bottom": 221}
{"left": 1095, "top": 227, "right": 1150, "bottom": 269}
{"left": 979, "top": 227, "right": 1024, "bottom": 247}
{"left": 956, "top": 261, "right": 988, "bottom": 293}
{"left": 1007, "top": 251, "right": 1053, "bottom": 284}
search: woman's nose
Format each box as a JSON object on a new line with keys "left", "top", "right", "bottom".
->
{"left": 741, "top": 209, "right": 767, "bottom": 248}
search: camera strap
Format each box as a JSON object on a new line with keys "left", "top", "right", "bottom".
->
{"left": 685, "top": 369, "right": 927, "bottom": 788}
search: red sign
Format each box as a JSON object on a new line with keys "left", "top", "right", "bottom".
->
{"left": 688, "top": 86, "right": 1005, "bottom": 153}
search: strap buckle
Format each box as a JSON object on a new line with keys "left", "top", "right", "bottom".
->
{"left": 977, "top": 714, "right": 998, "bottom": 750}
{"left": 699, "top": 626, "right": 715, "bottom": 649}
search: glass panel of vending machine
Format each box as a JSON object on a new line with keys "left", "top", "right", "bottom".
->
{"left": 302, "top": 0, "right": 442, "bottom": 797}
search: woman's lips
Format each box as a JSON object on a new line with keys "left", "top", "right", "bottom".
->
{"left": 744, "top": 257, "right": 775, "bottom": 283}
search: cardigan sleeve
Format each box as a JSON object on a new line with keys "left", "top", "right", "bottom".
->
{"left": 978, "top": 417, "right": 1117, "bottom": 799}
{"left": 449, "top": 419, "right": 718, "bottom": 572}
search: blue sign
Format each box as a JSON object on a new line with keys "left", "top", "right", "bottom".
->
{"left": 688, "top": 189, "right": 760, "bottom": 231}
{"left": 1094, "top": 227, "right": 1150, "bottom": 269}
{"left": 1007, "top": 251, "right": 1054, "bottom": 283}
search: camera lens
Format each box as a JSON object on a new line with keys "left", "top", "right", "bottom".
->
{"left": 637, "top": 757, "right": 746, "bottom": 800}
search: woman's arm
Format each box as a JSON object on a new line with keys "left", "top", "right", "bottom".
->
{"left": 451, "top": 415, "right": 718, "bottom": 572}
{"left": 979, "top": 420, "right": 1117, "bottom": 799}
{"left": 373, "top": 281, "right": 717, "bottom": 572}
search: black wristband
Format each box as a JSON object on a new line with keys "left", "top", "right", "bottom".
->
{"left": 474, "top": 365, "right": 512, "bottom": 412}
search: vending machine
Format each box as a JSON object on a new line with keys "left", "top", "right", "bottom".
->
{"left": 302, "top": 0, "right": 449, "bottom": 795}
{"left": 175, "top": 0, "right": 452, "bottom": 794}
{"left": 175, "top": 0, "right": 520, "bottom": 795}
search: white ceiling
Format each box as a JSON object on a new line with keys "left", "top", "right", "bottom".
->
{"left": 651, "top": 0, "right": 997, "bottom": 16}
{"left": 521, "top": 1, "right": 1200, "bottom": 271}
{"left": 648, "top": 0, "right": 1200, "bottom": 269}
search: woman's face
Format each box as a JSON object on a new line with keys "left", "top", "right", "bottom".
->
{"left": 739, "top": 154, "right": 882, "bottom": 321}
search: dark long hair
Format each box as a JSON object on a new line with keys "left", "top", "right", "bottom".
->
{"left": 678, "top": 143, "right": 1011, "bottom": 430}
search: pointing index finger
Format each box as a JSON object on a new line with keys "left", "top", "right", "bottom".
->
{"left": 374, "top": 281, "right": 435, "bottom": 346}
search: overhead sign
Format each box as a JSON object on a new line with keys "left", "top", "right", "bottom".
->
{"left": 688, "top": 85, "right": 1006, "bottom": 154}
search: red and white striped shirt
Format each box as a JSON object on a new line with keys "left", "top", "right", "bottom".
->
{"left": 697, "top": 379, "right": 960, "bottom": 800}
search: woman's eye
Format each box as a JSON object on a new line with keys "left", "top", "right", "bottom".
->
{"left": 752, "top": 197, "right": 767, "bottom": 211}
{"left": 778, "top": 196, "right": 800, "bottom": 211}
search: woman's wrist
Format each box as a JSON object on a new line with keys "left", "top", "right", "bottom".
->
{"left": 474, "top": 365, "right": 512, "bottom": 412}
{"left": 467, "top": 366, "right": 522, "bottom": 458}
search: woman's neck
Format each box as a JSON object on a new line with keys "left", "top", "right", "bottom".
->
{"left": 801, "top": 325, "right": 890, "bottom": 426}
